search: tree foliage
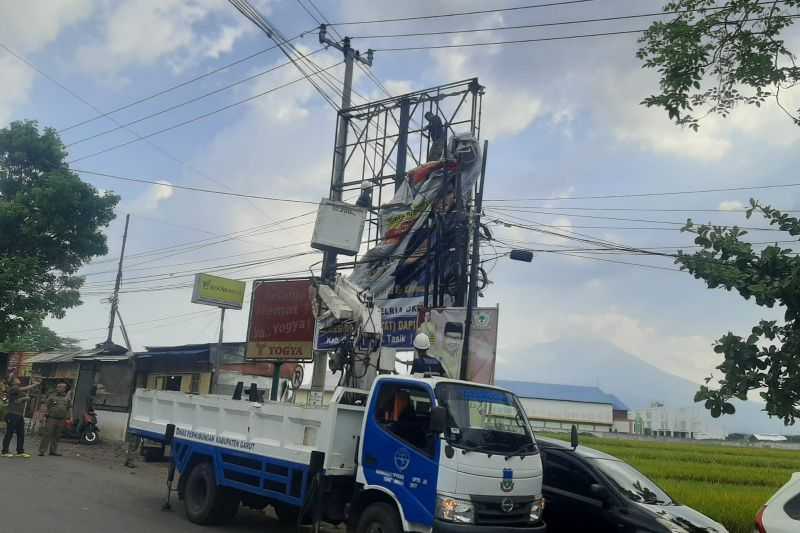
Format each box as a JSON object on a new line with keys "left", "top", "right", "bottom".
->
{"left": 0, "top": 322, "right": 81, "bottom": 353}
{"left": 0, "top": 120, "right": 118, "bottom": 343}
{"left": 638, "top": 0, "right": 800, "bottom": 130}
{"left": 678, "top": 200, "right": 800, "bottom": 424}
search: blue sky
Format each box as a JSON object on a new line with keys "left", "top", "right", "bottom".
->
{"left": 2, "top": 0, "right": 799, "bottom": 391}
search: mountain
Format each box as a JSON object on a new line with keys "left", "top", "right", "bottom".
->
{"left": 495, "top": 337, "right": 798, "bottom": 435}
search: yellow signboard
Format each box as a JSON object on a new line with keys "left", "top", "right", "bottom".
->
{"left": 191, "top": 273, "right": 246, "bottom": 310}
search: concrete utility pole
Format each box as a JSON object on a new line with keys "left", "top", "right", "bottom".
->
{"left": 105, "top": 213, "right": 130, "bottom": 347}
{"left": 313, "top": 26, "right": 374, "bottom": 395}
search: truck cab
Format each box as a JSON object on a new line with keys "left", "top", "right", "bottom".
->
{"left": 354, "top": 375, "right": 546, "bottom": 533}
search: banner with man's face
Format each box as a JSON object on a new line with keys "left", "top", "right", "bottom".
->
{"left": 415, "top": 307, "right": 499, "bottom": 384}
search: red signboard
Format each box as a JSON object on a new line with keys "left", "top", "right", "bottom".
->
{"left": 246, "top": 278, "right": 316, "bottom": 361}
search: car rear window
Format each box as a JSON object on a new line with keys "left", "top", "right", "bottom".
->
{"left": 785, "top": 493, "right": 800, "bottom": 520}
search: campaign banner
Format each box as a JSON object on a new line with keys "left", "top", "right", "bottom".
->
{"left": 315, "top": 297, "right": 423, "bottom": 350}
{"left": 381, "top": 297, "right": 424, "bottom": 348}
{"left": 416, "top": 307, "right": 499, "bottom": 384}
{"left": 246, "top": 278, "right": 316, "bottom": 361}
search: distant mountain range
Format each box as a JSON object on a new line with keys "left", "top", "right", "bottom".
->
{"left": 495, "top": 337, "right": 798, "bottom": 435}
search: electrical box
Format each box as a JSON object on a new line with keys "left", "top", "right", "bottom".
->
{"left": 311, "top": 199, "right": 367, "bottom": 256}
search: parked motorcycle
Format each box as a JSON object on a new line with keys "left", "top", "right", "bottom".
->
{"left": 62, "top": 409, "right": 99, "bottom": 445}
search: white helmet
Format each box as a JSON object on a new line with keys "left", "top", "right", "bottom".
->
{"left": 413, "top": 333, "right": 431, "bottom": 350}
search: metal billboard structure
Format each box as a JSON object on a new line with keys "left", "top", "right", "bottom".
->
{"left": 330, "top": 78, "right": 486, "bottom": 309}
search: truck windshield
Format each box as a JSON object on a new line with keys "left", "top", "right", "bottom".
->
{"left": 435, "top": 383, "right": 537, "bottom": 455}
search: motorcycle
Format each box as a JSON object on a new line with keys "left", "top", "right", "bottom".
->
{"left": 62, "top": 409, "right": 99, "bottom": 445}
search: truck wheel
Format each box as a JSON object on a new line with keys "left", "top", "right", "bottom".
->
{"left": 356, "top": 502, "right": 401, "bottom": 533}
{"left": 184, "top": 462, "right": 238, "bottom": 525}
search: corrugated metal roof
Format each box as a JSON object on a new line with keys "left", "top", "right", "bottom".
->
{"left": 496, "top": 380, "right": 630, "bottom": 411}
{"left": 27, "top": 351, "right": 83, "bottom": 364}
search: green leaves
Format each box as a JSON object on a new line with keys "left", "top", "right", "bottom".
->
{"left": 0, "top": 120, "right": 119, "bottom": 343}
{"left": 638, "top": 0, "right": 800, "bottom": 128}
{"left": 680, "top": 201, "right": 800, "bottom": 423}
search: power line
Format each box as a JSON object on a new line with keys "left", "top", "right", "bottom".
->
{"left": 66, "top": 48, "right": 325, "bottom": 148}
{"left": 328, "top": 0, "right": 598, "bottom": 26}
{"left": 56, "top": 31, "right": 314, "bottom": 134}
{"left": 66, "top": 59, "right": 342, "bottom": 164}
{"left": 0, "top": 41, "right": 267, "bottom": 218}
{"left": 373, "top": 29, "right": 655, "bottom": 52}
{"left": 73, "top": 168, "right": 320, "bottom": 204}
{"left": 487, "top": 206, "right": 786, "bottom": 231}
{"left": 58, "top": 309, "right": 218, "bottom": 334}
{"left": 350, "top": 2, "right": 794, "bottom": 39}
{"left": 485, "top": 182, "right": 800, "bottom": 202}
{"left": 480, "top": 204, "right": 800, "bottom": 214}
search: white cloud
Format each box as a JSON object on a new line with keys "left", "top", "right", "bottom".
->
{"left": 0, "top": 56, "right": 35, "bottom": 125}
{"left": 719, "top": 200, "right": 745, "bottom": 211}
{"left": 0, "top": 0, "right": 95, "bottom": 123}
{"left": 76, "top": 0, "right": 255, "bottom": 75}
{"left": 0, "top": 0, "right": 94, "bottom": 53}
{"left": 124, "top": 180, "right": 175, "bottom": 212}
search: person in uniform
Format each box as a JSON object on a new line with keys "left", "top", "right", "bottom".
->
{"left": 39, "top": 382, "right": 71, "bottom": 457}
{"left": 411, "top": 333, "right": 447, "bottom": 377}
{"left": 2, "top": 374, "right": 39, "bottom": 458}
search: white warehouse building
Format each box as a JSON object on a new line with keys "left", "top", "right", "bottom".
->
{"left": 497, "top": 380, "right": 633, "bottom": 433}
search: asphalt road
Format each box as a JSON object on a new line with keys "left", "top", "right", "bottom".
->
{"left": 0, "top": 438, "right": 339, "bottom": 533}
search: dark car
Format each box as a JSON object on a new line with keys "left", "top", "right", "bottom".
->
{"left": 539, "top": 437, "right": 728, "bottom": 533}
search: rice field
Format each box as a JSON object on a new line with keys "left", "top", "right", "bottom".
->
{"left": 540, "top": 433, "right": 799, "bottom": 533}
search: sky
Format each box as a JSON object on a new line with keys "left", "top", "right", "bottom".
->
{"left": 2, "top": 0, "right": 800, "bottom": 396}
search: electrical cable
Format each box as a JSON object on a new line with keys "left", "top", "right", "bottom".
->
{"left": 485, "top": 181, "right": 800, "bottom": 202}
{"left": 67, "top": 59, "right": 343, "bottom": 164}
{"left": 328, "top": 0, "right": 599, "bottom": 26}
{"left": 350, "top": 2, "right": 794, "bottom": 39}
{"left": 66, "top": 48, "right": 326, "bottom": 148}
{"left": 56, "top": 30, "right": 315, "bottom": 134}
{"left": 72, "top": 168, "right": 321, "bottom": 204}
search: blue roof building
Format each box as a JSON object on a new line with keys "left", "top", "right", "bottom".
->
{"left": 496, "top": 380, "right": 633, "bottom": 433}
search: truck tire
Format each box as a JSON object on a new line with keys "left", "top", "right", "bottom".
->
{"left": 183, "top": 462, "right": 239, "bottom": 525}
{"left": 355, "top": 502, "right": 402, "bottom": 533}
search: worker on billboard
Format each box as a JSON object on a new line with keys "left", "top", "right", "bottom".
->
{"left": 411, "top": 333, "right": 447, "bottom": 377}
{"left": 422, "top": 111, "right": 445, "bottom": 161}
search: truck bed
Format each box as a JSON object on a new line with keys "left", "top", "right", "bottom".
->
{"left": 129, "top": 387, "right": 367, "bottom": 476}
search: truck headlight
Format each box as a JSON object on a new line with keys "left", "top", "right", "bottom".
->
{"left": 436, "top": 495, "right": 474, "bottom": 524}
{"left": 529, "top": 498, "right": 545, "bottom": 523}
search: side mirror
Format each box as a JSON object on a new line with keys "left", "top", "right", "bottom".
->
{"left": 429, "top": 405, "right": 447, "bottom": 434}
{"left": 571, "top": 425, "right": 579, "bottom": 449}
{"left": 590, "top": 483, "right": 609, "bottom": 502}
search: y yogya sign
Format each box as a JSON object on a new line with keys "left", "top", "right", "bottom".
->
{"left": 246, "top": 278, "right": 315, "bottom": 361}
{"left": 191, "top": 273, "right": 246, "bottom": 310}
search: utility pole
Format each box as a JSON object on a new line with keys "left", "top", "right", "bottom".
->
{"left": 319, "top": 24, "right": 373, "bottom": 282}
{"left": 105, "top": 213, "right": 130, "bottom": 347}
{"left": 313, "top": 25, "right": 374, "bottom": 394}
{"left": 460, "top": 142, "right": 489, "bottom": 380}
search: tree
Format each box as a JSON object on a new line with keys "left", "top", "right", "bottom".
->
{"left": 0, "top": 322, "right": 81, "bottom": 353}
{"left": 638, "top": 0, "right": 800, "bottom": 130}
{"left": 0, "top": 121, "right": 118, "bottom": 343}
{"left": 678, "top": 200, "right": 800, "bottom": 424}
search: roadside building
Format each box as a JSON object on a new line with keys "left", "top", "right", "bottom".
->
{"left": 633, "top": 404, "right": 726, "bottom": 440}
{"left": 496, "top": 380, "right": 632, "bottom": 433}
{"left": 751, "top": 433, "right": 788, "bottom": 443}
{"left": 135, "top": 343, "right": 295, "bottom": 399}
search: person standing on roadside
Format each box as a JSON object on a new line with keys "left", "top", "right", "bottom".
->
{"left": 39, "top": 382, "right": 70, "bottom": 457}
{"left": 2, "top": 374, "right": 39, "bottom": 458}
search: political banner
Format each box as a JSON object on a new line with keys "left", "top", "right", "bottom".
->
{"left": 416, "top": 307, "right": 499, "bottom": 384}
{"left": 315, "top": 296, "right": 423, "bottom": 350}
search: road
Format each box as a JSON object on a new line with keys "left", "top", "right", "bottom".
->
{"left": 0, "top": 437, "right": 339, "bottom": 533}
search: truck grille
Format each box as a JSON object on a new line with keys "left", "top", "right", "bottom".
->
{"left": 472, "top": 496, "right": 533, "bottom": 527}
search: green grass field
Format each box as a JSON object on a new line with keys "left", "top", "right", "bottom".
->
{"left": 540, "top": 433, "right": 798, "bottom": 533}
